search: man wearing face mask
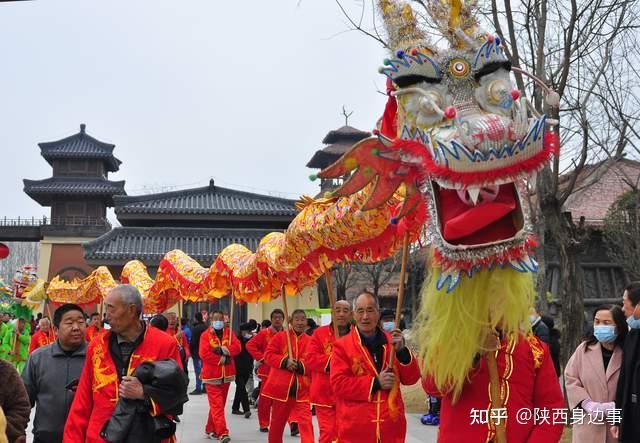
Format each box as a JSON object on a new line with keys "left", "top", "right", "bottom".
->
{"left": 612, "top": 281, "right": 640, "bottom": 442}
{"left": 199, "top": 310, "right": 241, "bottom": 442}
{"left": 379, "top": 309, "right": 397, "bottom": 333}
{"left": 232, "top": 322, "right": 254, "bottom": 418}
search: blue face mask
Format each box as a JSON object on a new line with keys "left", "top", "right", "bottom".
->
{"left": 593, "top": 325, "right": 617, "bottom": 343}
{"left": 212, "top": 320, "right": 224, "bottom": 331}
{"left": 627, "top": 315, "right": 640, "bottom": 329}
{"left": 382, "top": 321, "right": 395, "bottom": 332}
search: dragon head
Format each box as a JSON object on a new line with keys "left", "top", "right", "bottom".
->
{"left": 375, "top": 0, "right": 558, "bottom": 290}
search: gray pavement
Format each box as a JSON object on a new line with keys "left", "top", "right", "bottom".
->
{"left": 175, "top": 381, "right": 439, "bottom": 442}
{"left": 26, "top": 380, "right": 439, "bottom": 442}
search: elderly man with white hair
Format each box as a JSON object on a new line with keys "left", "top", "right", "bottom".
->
{"left": 63, "top": 284, "right": 185, "bottom": 443}
{"left": 29, "top": 318, "right": 54, "bottom": 354}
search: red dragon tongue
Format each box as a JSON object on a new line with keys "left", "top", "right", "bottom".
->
{"left": 439, "top": 184, "right": 518, "bottom": 245}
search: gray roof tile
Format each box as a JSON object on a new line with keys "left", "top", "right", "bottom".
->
{"left": 83, "top": 227, "right": 273, "bottom": 265}
{"left": 114, "top": 180, "right": 296, "bottom": 217}
{"left": 39, "top": 124, "right": 122, "bottom": 172}
{"left": 23, "top": 177, "right": 126, "bottom": 206}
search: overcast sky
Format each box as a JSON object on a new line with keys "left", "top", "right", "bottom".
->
{"left": 0, "top": 0, "right": 388, "bottom": 219}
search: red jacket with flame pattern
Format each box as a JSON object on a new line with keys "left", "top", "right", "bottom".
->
{"left": 422, "top": 333, "right": 564, "bottom": 443}
{"left": 306, "top": 324, "right": 344, "bottom": 407}
{"left": 62, "top": 325, "right": 182, "bottom": 443}
{"left": 29, "top": 330, "right": 55, "bottom": 354}
{"left": 199, "top": 327, "right": 241, "bottom": 383}
{"left": 261, "top": 329, "right": 311, "bottom": 402}
{"left": 246, "top": 326, "right": 280, "bottom": 379}
{"left": 330, "top": 327, "right": 421, "bottom": 443}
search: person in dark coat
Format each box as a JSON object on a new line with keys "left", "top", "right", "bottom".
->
{"left": 0, "top": 359, "right": 30, "bottom": 443}
{"left": 529, "top": 307, "right": 551, "bottom": 344}
{"left": 232, "top": 322, "right": 254, "bottom": 418}
{"left": 612, "top": 281, "right": 640, "bottom": 442}
{"left": 189, "top": 312, "right": 208, "bottom": 395}
{"left": 540, "top": 315, "right": 561, "bottom": 377}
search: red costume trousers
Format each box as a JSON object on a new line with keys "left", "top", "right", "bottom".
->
{"left": 268, "top": 397, "right": 313, "bottom": 443}
{"left": 205, "top": 383, "right": 231, "bottom": 437}
{"left": 315, "top": 405, "right": 337, "bottom": 443}
{"left": 258, "top": 387, "right": 294, "bottom": 429}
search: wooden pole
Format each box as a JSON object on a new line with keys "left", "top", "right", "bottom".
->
{"left": 178, "top": 299, "right": 183, "bottom": 319}
{"left": 228, "top": 293, "right": 235, "bottom": 331}
{"left": 325, "top": 270, "right": 339, "bottom": 338}
{"left": 487, "top": 349, "right": 506, "bottom": 443}
{"left": 281, "top": 286, "right": 292, "bottom": 358}
{"left": 394, "top": 231, "right": 410, "bottom": 328}
{"left": 389, "top": 231, "right": 410, "bottom": 368}
{"left": 45, "top": 301, "right": 54, "bottom": 321}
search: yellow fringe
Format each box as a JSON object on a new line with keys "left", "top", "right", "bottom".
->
{"left": 415, "top": 265, "right": 534, "bottom": 403}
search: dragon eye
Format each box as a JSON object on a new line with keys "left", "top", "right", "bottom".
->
{"left": 449, "top": 59, "right": 470, "bottom": 79}
{"left": 486, "top": 79, "right": 509, "bottom": 104}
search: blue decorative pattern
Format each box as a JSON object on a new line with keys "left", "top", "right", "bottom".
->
{"left": 432, "top": 116, "right": 546, "bottom": 167}
{"left": 379, "top": 51, "right": 443, "bottom": 81}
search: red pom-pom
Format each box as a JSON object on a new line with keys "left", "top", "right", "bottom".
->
{"left": 411, "top": 48, "right": 418, "bottom": 56}
{"left": 544, "top": 131, "right": 560, "bottom": 153}
{"left": 511, "top": 89, "right": 521, "bottom": 101}
{"left": 444, "top": 106, "right": 457, "bottom": 119}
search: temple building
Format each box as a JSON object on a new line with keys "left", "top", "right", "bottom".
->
{"left": 85, "top": 179, "right": 317, "bottom": 321}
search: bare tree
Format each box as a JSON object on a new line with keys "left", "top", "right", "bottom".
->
{"left": 356, "top": 257, "right": 399, "bottom": 298}
{"left": 487, "top": 0, "right": 640, "bottom": 363}
{"left": 334, "top": 0, "right": 640, "bottom": 362}
{"left": 604, "top": 190, "right": 640, "bottom": 280}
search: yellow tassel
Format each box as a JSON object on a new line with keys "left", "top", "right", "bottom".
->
{"left": 415, "top": 265, "right": 534, "bottom": 403}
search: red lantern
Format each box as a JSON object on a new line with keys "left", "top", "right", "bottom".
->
{"left": 0, "top": 243, "right": 9, "bottom": 260}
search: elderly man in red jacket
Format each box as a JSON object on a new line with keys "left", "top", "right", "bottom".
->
{"left": 63, "top": 284, "right": 183, "bottom": 443}
{"left": 262, "top": 309, "right": 314, "bottom": 443}
{"left": 331, "top": 292, "right": 421, "bottom": 443}
{"left": 199, "top": 310, "right": 241, "bottom": 442}
{"left": 246, "top": 309, "right": 286, "bottom": 432}
{"left": 29, "top": 318, "right": 55, "bottom": 354}
{"left": 306, "top": 300, "right": 352, "bottom": 443}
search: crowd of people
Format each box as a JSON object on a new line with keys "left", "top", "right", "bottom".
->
{"left": 0, "top": 282, "right": 637, "bottom": 442}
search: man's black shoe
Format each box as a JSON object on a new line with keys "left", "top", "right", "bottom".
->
{"left": 290, "top": 422, "right": 299, "bottom": 437}
{"left": 190, "top": 389, "right": 203, "bottom": 395}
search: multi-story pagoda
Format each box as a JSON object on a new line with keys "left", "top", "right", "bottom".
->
{"left": 24, "top": 123, "right": 125, "bottom": 230}
{"left": 306, "top": 125, "right": 370, "bottom": 194}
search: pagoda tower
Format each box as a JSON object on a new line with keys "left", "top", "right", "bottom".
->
{"left": 306, "top": 125, "right": 370, "bottom": 194}
{"left": 23, "top": 124, "right": 126, "bottom": 280}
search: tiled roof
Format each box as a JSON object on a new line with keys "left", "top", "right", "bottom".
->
{"left": 114, "top": 180, "right": 296, "bottom": 217}
{"left": 23, "top": 177, "right": 126, "bottom": 205}
{"left": 321, "top": 125, "right": 371, "bottom": 144}
{"left": 39, "top": 124, "right": 122, "bottom": 172}
{"left": 83, "top": 227, "right": 273, "bottom": 265}
{"left": 308, "top": 125, "right": 370, "bottom": 169}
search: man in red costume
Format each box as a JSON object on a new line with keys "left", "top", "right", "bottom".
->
{"left": 63, "top": 284, "right": 183, "bottom": 443}
{"left": 167, "top": 311, "right": 190, "bottom": 370}
{"left": 331, "top": 292, "right": 421, "bottom": 443}
{"left": 306, "top": 300, "right": 352, "bottom": 443}
{"left": 423, "top": 330, "right": 564, "bottom": 442}
{"left": 262, "top": 309, "right": 314, "bottom": 443}
{"left": 85, "top": 312, "right": 102, "bottom": 343}
{"left": 29, "top": 318, "right": 55, "bottom": 354}
{"left": 246, "top": 308, "right": 286, "bottom": 433}
{"left": 199, "top": 310, "right": 241, "bottom": 443}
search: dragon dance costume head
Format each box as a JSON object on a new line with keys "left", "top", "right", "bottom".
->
{"left": 320, "top": 0, "right": 559, "bottom": 400}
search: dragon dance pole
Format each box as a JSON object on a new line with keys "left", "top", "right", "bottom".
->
{"left": 389, "top": 231, "right": 410, "bottom": 368}
{"left": 487, "top": 348, "right": 506, "bottom": 443}
{"left": 229, "top": 292, "right": 235, "bottom": 331}
{"left": 280, "top": 286, "right": 293, "bottom": 358}
{"left": 324, "top": 270, "right": 339, "bottom": 338}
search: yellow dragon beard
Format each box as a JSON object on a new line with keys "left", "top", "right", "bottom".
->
{"left": 415, "top": 265, "right": 534, "bottom": 403}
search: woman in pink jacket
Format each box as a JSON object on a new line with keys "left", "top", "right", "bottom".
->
{"left": 565, "top": 304, "right": 627, "bottom": 443}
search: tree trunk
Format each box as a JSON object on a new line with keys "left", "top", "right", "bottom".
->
{"left": 539, "top": 195, "right": 585, "bottom": 365}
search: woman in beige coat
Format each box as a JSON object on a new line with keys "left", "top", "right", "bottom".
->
{"left": 565, "top": 304, "right": 627, "bottom": 443}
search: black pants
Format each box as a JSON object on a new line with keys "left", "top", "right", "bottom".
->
{"left": 233, "top": 373, "right": 250, "bottom": 412}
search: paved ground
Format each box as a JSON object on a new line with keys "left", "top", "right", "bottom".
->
{"left": 27, "top": 380, "right": 439, "bottom": 442}
{"left": 175, "top": 381, "right": 439, "bottom": 442}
